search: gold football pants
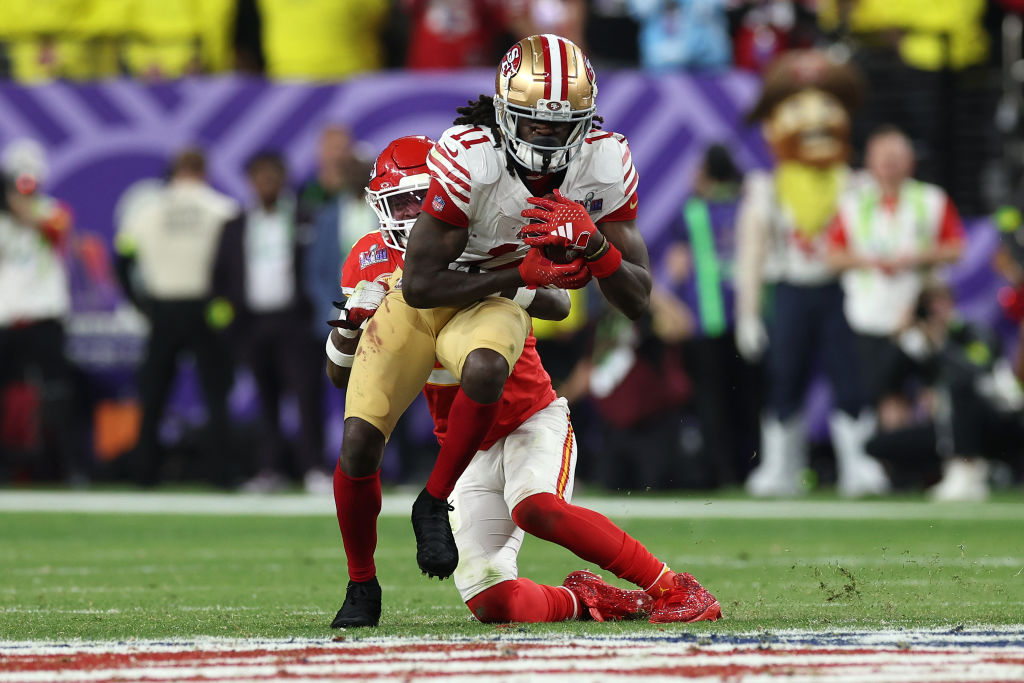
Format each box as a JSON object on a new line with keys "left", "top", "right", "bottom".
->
{"left": 344, "top": 289, "right": 532, "bottom": 439}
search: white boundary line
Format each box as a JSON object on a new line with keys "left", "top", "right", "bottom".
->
{"left": 1, "top": 491, "right": 1023, "bottom": 520}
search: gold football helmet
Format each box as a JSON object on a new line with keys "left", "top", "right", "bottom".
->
{"left": 494, "top": 34, "right": 597, "bottom": 173}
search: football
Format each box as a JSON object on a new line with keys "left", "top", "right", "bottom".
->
{"left": 542, "top": 245, "right": 580, "bottom": 264}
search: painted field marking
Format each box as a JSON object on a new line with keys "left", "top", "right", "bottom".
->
{"left": 2, "top": 629, "right": 1024, "bottom": 683}
{"left": 2, "top": 491, "right": 1023, "bottom": 520}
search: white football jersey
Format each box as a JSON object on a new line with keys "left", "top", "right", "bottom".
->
{"left": 425, "top": 125, "right": 638, "bottom": 271}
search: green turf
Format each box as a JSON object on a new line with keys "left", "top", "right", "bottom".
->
{"left": 2, "top": 503, "right": 1023, "bottom": 640}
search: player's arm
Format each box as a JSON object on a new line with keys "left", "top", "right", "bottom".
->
{"left": 324, "top": 278, "right": 389, "bottom": 389}
{"left": 326, "top": 328, "right": 360, "bottom": 389}
{"left": 584, "top": 218, "right": 651, "bottom": 320}
{"left": 521, "top": 191, "right": 650, "bottom": 320}
{"left": 402, "top": 212, "right": 527, "bottom": 308}
{"left": 825, "top": 214, "right": 873, "bottom": 272}
{"left": 499, "top": 285, "right": 572, "bottom": 320}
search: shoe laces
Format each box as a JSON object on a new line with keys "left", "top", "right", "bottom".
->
{"left": 413, "top": 496, "right": 454, "bottom": 535}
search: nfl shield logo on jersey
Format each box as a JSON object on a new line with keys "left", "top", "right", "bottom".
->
{"left": 432, "top": 194, "right": 446, "bottom": 213}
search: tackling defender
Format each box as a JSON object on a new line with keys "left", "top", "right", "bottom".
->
{"left": 338, "top": 34, "right": 652, "bottom": 586}
{"left": 326, "top": 135, "right": 720, "bottom": 627}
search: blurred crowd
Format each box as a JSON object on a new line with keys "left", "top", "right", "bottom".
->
{"left": 0, "top": 1, "right": 1013, "bottom": 214}
{"left": 0, "top": 1, "right": 1002, "bottom": 79}
{"left": 2, "top": 0, "right": 1024, "bottom": 499}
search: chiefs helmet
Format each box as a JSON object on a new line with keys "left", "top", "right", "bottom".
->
{"left": 494, "top": 34, "right": 597, "bottom": 174}
{"left": 365, "top": 135, "right": 435, "bottom": 252}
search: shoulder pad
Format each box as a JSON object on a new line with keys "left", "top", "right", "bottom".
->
{"left": 583, "top": 131, "right": 630, "bottom": 185}
{"left": 436, "top": 125, "right": 501, "bottom": 185}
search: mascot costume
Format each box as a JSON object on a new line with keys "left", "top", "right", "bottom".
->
{"left": 735, "top": 50, "right": 890, "bottom": 497}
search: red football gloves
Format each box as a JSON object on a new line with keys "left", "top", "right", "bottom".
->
{"left": 520, "top": 189, "right": 600, "bottom": 252}
{"left": 520, "top": 189, "right": 623, "bottom": 279}
{"left": 518, "top": 248, "right": 592, "bottom": 290}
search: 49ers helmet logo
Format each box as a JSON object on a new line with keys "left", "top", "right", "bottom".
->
{"left": 500, "top": 44, "right": 522, "bottom": 78}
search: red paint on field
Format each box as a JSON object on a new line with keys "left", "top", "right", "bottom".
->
{"left": 3, "top": 640, "right": 1024, "bottom": 682}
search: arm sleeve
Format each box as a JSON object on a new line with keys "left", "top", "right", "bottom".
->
{"left": 734, "top": 173, "right": 771, "bottom": 318}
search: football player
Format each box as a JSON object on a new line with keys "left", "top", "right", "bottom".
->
{"left": 339, "top": 34, "right": 652, "bottom": 586}
{"left": 327, "top": 135, "right": 719, "bottom": 627}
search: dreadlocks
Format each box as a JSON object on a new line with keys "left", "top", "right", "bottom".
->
{"left": 453, "top": 95, "right": 604, "bottom": 175}
{"left": 454, "top": 95, "right": 503, "bottom": 142}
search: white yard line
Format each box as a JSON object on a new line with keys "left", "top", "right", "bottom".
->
{"left": 1, "top": 491, "right": 1022, "bottom": 520}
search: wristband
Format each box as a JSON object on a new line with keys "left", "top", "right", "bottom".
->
{"left": 584, "top": 239, "right": 611, "bottom": 262}
{"left": 325, "top": 335, "right": 355, "bottom": 368}
{"left": 586, "top": 241, "right": 623, "bottom": 279}
{"left": 512, "top": 286, "right": 537, "bottom": 309}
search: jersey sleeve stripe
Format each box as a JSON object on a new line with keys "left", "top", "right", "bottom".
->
{"left": 622, "top": 145, "right": 632, "bottom": 166}
{"left": 431, "top": 164, "right": 471, "bottom": 200}
{"left": 438, "top": 177, "right": 470, "bottom": 204}
{"left": 434, "top": 142, "right": 471, "bottom": 178}
{"left": 586, "top": 131, "right": 614, "bottom": 143}
{"left": 624, "top": 167, "right": 638, "bottom": 196}
{"left": 427, "top": 154, "right": 472, "bottom": 200}
{"left": 430, "top": 155, "right": 471, "bottom": 192}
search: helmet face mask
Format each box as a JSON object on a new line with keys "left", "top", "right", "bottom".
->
{"left": 367, "top": 184, "right": 428, "bottom": 251}
{"left": 365, "top": 135, "right": 435, "bottom": 252}
{"left": 494, "top": 35, "right": 597, "bottom": 174}
{"left": 495, "top": 98, "right": 593, "bottom": 174}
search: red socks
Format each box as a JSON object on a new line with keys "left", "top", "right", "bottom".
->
{"left": 333, "top": 462, "right": 382, "bottom": 582}
{"left": 608, "top": 534, "right": 669, "bottom": 593}
{"left": 466, "top": 579, "right": 578, "bottom": 623}
{"left": 425, "top": 389, "right": 500, "bottom": 499}
{"left": 512, "top": 493, "right": 667, "bottom": 590}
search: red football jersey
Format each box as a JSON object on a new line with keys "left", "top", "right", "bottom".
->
{"left": 341, "top": 232, "right": 557, "bottom": 450}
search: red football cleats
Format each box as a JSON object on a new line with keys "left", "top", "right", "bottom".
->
{"left": 562, "top": 570, "right": 654, "bottom": 622}
{"left": 520, "top": 189, "right": 600, "bottom": 251}
{"left": 648, "top": 572, "right": 722, "bottom": 623}
{"left": 518, "top": 248, "right": 590, "bottom": 290}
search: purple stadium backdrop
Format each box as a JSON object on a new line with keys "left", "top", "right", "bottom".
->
{"left": 0, "top": 71, "right": 1009, "bottom": 467}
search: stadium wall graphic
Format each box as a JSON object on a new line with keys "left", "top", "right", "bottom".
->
{"left": 0, "top": 72, "right": 1002, "bottom": 325}
{"left": 0, "top": 72, "right": 1008, "bottom": 460}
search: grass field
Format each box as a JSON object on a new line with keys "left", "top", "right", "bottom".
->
{"left": 2, "top": 490, "right": 1023, "bottom": 642}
